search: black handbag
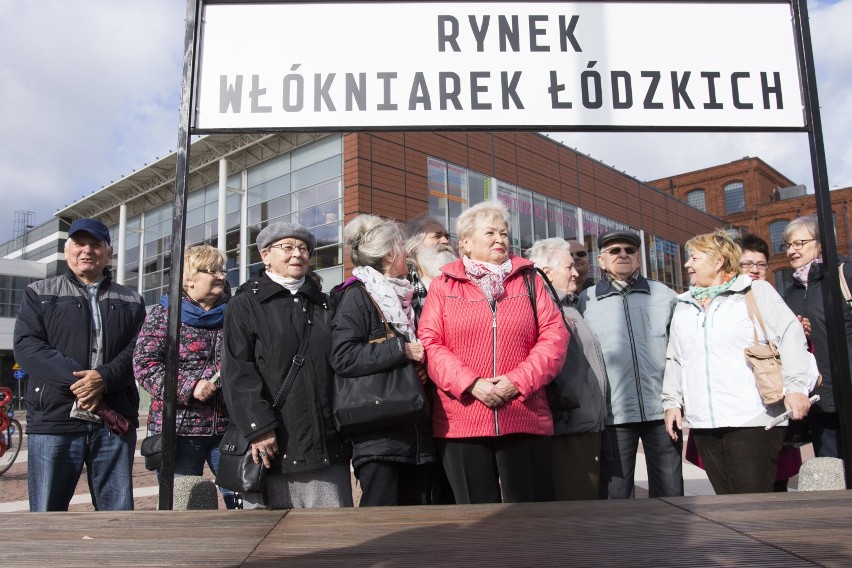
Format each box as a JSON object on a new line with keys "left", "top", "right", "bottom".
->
{"left": 216, "top": 427, "right": 267, "bottom": 493}
{"left": 332, "top": 288, "right": 428, "bottom": 434}
{"left": 140, "top": 409, "right": 188, "bottom": 472}
{"left": 215, "top": 307, "right": 312, "bottom": 494}
{"left": 523, "top": 268, "right": 582, "bottom": 411}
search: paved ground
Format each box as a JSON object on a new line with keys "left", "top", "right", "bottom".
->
{"left": 0, "top": 411, "right": 814, "bottom": 511}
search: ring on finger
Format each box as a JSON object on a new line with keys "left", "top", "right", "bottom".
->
{"left": 258, "top": 450, "right": 267, "bottom": 457}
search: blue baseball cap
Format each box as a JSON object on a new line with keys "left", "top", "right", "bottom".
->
{"left": 68, "top": 219, "right": 111, "bottom": 246}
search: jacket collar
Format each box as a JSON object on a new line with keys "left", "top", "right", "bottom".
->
{"left": 594, "top": 272, "right": 650, "bottom": 299}
{"left": 440, "top": 255, "right": 532, "bottom": 282}
{"left": 242, "top": 269, "right": 328, "bottom": 307}
{"left": 64, "top": 266, "right": 112, "bottom": 289}
{"left": 676, "top": 273, "right": 752, "bottom": 306}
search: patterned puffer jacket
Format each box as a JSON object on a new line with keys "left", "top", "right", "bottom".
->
{"left": 133, "top": 295, "right": 229, "bottom": 436}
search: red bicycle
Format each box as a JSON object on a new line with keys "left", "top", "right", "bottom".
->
{"left": 0, "top": 387, "right": 22, "bottom": 475}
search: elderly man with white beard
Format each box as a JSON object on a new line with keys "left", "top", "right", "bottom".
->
{"left": 403, "top": 213, "right": 458, "bottom": 505}
{"left": 403, "top": 214, "right": 458, "bottom": 324}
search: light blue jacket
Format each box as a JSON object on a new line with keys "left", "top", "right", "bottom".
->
{"left": 578, "top": 275, "right": 676, "bottom": 425}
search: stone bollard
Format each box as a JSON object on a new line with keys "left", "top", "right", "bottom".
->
{"left": 173, "top": 476, "right": 219, "bottom": 510}
{"left": 797, "top": 457, "right": 846, "bottom": 491}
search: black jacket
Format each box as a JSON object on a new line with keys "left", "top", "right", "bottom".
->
{"left": 783, "top": 261, "right": 852, "bottom": 413}
{"left": 13, "top": 268, "right": 146, "bottom": 434}
{"left": 221, "top": 271, "right": 350, "bottom": 474}
{"left": 330, "top": 279, "right": 435, "bottom": 469}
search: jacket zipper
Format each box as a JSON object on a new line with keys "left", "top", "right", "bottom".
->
{"left": 622, "top": 292, "right": 645, "bottom": 421}
{"left": 491, "top": 300, "right": 499, "bottom": 436}
{"left": 700, "top": 302, "right": 717, "bottom": 428}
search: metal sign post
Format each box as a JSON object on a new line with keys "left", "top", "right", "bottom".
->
{"left": 792, "top": 0, "right": 852, "bottom": 488}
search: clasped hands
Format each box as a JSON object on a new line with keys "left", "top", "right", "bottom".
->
{"left": 468, "top": 376, "right": 518, "bottom": 408}
{"left": 70, "top": 369, "right": 105, "bottom": 412}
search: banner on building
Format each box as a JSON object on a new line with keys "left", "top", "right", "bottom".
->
{"left": 193, "top": 1, "right": 805, "bottom": 131}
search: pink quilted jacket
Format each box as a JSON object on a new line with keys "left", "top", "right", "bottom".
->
{"left": 418, "top": 256, "right": 569, "bottom": 438}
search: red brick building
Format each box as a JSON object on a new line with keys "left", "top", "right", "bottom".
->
{"left": 649, "top": 157, "right": 852, "bottom": 291}
{"left": 344, "top": 131, "right": 722, "bottom": 288}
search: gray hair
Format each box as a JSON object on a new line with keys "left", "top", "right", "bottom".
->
{"left": 343, "top": 214, "right": 404, "bottom": 271}
{"left": 403, "top": 213, "right": 446, "bottom": 255}
{"left": 455, "top": 200, "right": 510, "bottom": 243}
{"left": 783, "top": 215, "right": 819, "bottom": 243}
{"left": 525, "top": 238, "right": 573, "bottom": 270}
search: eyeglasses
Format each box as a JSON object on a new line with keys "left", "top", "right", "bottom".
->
{"left": 571, "top": 250, "right": 588, "bottom": 258}
{"left": 603, "top": 246, "right": 638, "bottom": 256}
{"left": 269, "top": 243, "right": 310, "bottom": 255}
{"left": 197, "top": 269, "right": 226, "bottom": 276}
{"left": 739, "top": 261, "right": 769, "bottom": 270}
{"left": 780, "top": 239, "right": 815, "bottom": 252}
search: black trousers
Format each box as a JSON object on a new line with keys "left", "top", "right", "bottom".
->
{"left": 692, "top": 426, "right": 784, "bottom": 495}
{"left": 437, "top": 434, "right": 553, "bottom": 504}
{"left": 355, "top": 461, "right": 430, "bottom": 507}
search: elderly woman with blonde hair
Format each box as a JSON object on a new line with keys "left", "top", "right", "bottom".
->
{"left": 418, "top": 201, "right": 568, "bottom": 503}
{"left": 662, "top": 231, "right": 812, "bottom": 494}
{"left": 134, "top": 244, "right": 235, "bottom": 507}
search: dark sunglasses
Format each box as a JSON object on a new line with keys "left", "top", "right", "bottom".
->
{"left": 571, "top": 250, "right": 588, "bottom": 258}
{"left": 603, "top": 246, "right": 638, "bottom": 256}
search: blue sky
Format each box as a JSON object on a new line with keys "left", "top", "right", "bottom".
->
{"left": 1, "top": 0, "right": 849, "bottom": 240}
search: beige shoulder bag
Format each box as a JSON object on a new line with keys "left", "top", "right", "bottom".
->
{"left": 743, "top": 288, "right": 785, "bottom": 405}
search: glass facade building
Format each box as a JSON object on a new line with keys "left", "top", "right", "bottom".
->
{"left": 427, "top": 156, "right": 684, "bottom": 290}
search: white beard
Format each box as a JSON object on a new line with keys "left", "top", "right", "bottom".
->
{"left": 416, "top": 244, "right": 458, "bottom": 287}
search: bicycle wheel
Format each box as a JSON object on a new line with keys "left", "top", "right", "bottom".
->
{"left": 0, "top": 418, "right": 22, "bottom": 475}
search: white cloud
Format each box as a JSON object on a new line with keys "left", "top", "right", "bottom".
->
{"left": 548, "top": 0, "right": 852, "bottom": 193}
{"left": 0, "top": 0, "right": 185, "bottom": 238}
{"left": 0, "top": 0, "right": 849, "bottom": 243}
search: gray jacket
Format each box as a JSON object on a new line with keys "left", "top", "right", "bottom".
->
{"left": 578, "top": 275, "right": 676, "bottom": 425}
{"left": 553, "top": 302, "right": 608, "bottom": 435}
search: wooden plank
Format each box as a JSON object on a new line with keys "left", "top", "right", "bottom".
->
{"left": 243, "top": 501, "right": 814, "bottom": 567}
{"left": 6, "top": 511, "right": 286, "bottom": 567}
{"left": 5, "top": 493, "right": 852, "bottom": 567}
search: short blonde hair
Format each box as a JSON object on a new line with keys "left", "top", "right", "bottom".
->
{"left": 685, "top": 230, "right": 742, "bottom": 275}
{"left": 183, "top": 245, "right": 226, "bottom": 289}
{"left": 456, "top": 200, "right": 510, "bottom": 252}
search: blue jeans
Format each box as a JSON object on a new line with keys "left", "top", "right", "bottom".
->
{"left": 28, "top": 423, "right": 136, "bottom": 512}
{"left": 172, "top": 435, "right": 235, "bottom": 509}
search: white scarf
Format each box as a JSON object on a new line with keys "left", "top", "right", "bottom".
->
{"left": 352, "top": 265, "right": 418, "bottom": 343}
{"left": 266, "top": 271, "right": 305, "bottom": 294}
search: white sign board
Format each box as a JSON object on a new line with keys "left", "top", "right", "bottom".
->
{"left": 194, "top": 1, "right": 805, "bottom": 131}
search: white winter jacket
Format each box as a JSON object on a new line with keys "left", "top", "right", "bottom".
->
{"left": 661, "top": 275, "right": 812, "bottom": 429}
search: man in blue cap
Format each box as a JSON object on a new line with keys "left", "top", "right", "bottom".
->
{"left": 14, "top": 218, "right": 146, "bottom": 511}
{"left": 578, "top": 230, "right": 683, "bottom": 499}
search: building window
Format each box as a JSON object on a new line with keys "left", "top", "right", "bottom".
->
{"left": 686, "top": 189, "right": 706, "bottom": 212}
{"left": 647, "top": 235, "right": 684, "bottom": 291}
{"left": 768, "top": 220, "right": 789, "bottom": 254}
{"left": 724, "top": 181, "right": 746, "bottom": 214}
{"left": 428, "top": 157, "right": 580, "bottom": 256}
{"left": 774, "top": 268, "right": 794, "bottom": 295}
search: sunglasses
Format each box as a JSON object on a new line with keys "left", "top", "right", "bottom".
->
{"left": 571, "top": 250, "right": 588, "bottom": 258}
{"left": 603, "top": 246, "right": 638, "bottom": 256}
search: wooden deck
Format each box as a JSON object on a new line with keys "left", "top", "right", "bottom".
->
{"left": 7, "top": 490, "right": 852, "bottom": 567}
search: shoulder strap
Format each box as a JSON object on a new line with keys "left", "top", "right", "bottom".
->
{"left": 359, "top": 286, "right": 395, "bottom": 339}
{"left": 270, "top": 302, "right": 313, "bottom": 411}
{"left": 839, "top": 263, "right": 852, "bottom": 304}
{"left": 523, "top": 266, "right": 569, "bottom": 333}
{"left": 744, "top": 287, "right": 770, "bottom": 347}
